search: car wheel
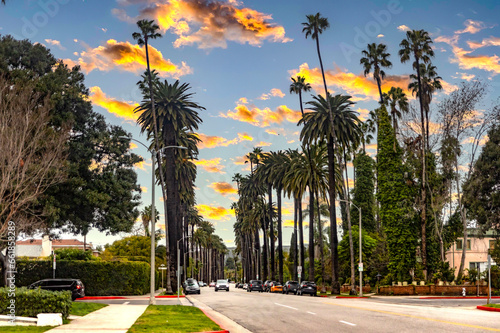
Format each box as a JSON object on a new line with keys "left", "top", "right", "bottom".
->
{"left": 198, "top": 291, "right": 201, "bottom": 294}
{"left": 215, "top": 289, "right": 218, "bottom": 292}
{"left": 227, "top": 289, "right": 229, "bottom": 292}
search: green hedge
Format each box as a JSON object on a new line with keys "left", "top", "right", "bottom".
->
{"left": 15, "top": 260, "right": 151, "bottom": 296}
{"left": 0, "top": 287, "right": 71, "bottom": 319}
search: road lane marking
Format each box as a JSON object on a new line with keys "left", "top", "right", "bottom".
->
{"left": 274, "top": 303, "right": 298, "bottom": 310}
{"left": 123, "top": 301, "right": 129, "bottom": 305}
{"left": 307, "top": 311, "right": 316, "bottom": 315}
{"left": 323, "top": 301, "right": 500, "bottom": 332}
{"left": 340, "top": 320, "right": 356, "bottom": 326}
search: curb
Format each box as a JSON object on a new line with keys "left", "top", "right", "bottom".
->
{"left": 419, "top": 296, "right": 500, "bottom": 299}
{"left": 198, "top": 308, "right": 230, "bottom": 333}
{"left": 336, "top": 296, "right": 370, "bottom": 299}
{"left": 477, "top": 305, "right": 500, "bottom": 312}
{"left": 156, "top": 295, "right": 185, "bottom": 298}
{"left": 78, "top": 296, "right": 127, "bottom": 300}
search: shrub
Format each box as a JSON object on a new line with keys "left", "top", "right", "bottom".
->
{"left": 0, "top": 287, "right": 71, "bottom": 319}
{"left": 15, "top": 260, "right": 151, "bottom": 296}
{"left": 53, "top": 248, "right": 96, "bottom": 261}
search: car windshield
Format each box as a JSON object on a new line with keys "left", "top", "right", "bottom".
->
{"left": 187, "top": 281, "right": 198, "bottom": 286}
{"left": 217, "top": 280, "right": 227, "bottom": 284}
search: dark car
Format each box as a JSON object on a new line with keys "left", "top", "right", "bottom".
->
{"left": 247, "top": 280, "right": 263, "bottom": 292}
{"left": 215, "top": 279, "right": 229, "bottom": 292}
{"left": 183, "top": 279, "right": 201, "bottom": 295}
{"left": 297, "top": 281, "right": 317, "bottom": 296}
{"left": 263, "top": 280, "right": 272, "bottom": 292}
{"left": 29, "top": 279, "right": 85, "bottom": 301}
{"left": 283, "top": 281, "right": 300, "bottom": 294}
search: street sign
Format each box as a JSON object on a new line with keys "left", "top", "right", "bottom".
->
{"left": 358, "top": 262, "right": 363, "bottom": 272}
{"left": 159, "top": 267, "right": 167, "bottom": 270}
{"left": 298, "top": 272, "right": 301, "bottom": 278}
{"left": 488, "top": 255, "right": 491, "bottom": 269}
{"left": 298, "top": 266, "right": 302, "bottom": 273}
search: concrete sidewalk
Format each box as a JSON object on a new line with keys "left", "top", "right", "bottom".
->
{"left": 46, "top": 304, "right": 148, "bottom": 333}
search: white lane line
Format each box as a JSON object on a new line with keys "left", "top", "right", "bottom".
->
{"left": 307, "top": 311, "right": 316, "bottom": 315}
{"left": 123, "top": 301, "right": 130, "bottom": 305}
{"left": 274, "top": 302, "right": 298, "bottom": 310}
{"left": 339, "top": 320, "right": 356, "bottom": 326}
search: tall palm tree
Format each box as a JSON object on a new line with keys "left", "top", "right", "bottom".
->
{"left": 399, "top": 29, "right": 435, "bottom": 279}
{"left": 290, "top": 76, "right": 312, "bottom": 116}
{"left": 135, "top": 79, "right": 204, "bottom": 292}
{"left": 300, "top": 94, "right": 361, "bottom": 292}
{"left": 382, "top": 87, "right": 409, "bottom": 136}
{"left": 360, "top": 43, "right": 392, "bottom": 104}
{"left": 141, "top": 205, "right": 158, "bottom": 237}
{"left": 409, "top": 63, "right": 442, "bottom": 149}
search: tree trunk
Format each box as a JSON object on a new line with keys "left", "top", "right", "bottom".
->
{"left": 268, "top": 183, "right": 275, "bottom": 280}
{"left": 327, "top": 137, "right": 340, "bottom": 294}
{"left": 316, "top": 188, "right": 325, "bottom": 281}
{"left": 308, "top": 187, "right": 315, "bottom": 282}
{"left": 343, "top": 150, "right": 356, "bottom": 295}
{"left": 262, "top": 217, "right": 268, "bottom": 280}
{"left": 277, "top": 187, "right": 284, "bottom": 283}
{"left": 298, "top": 197, "right": 305, "bottom": 280}
{"left": 376, "top": 76, "right": 384, "bottom": 104}
{"left": 294, "top": 197, "right": 298, "bottom": 281}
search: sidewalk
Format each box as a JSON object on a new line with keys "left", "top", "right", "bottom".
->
{"left": 46, "top": 304, "right": 148, "bottom": 333}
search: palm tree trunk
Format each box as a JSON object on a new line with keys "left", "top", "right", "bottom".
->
{"left": 376, "top": 76, "right": 384, "bottom": 104}
{"left": 277, "top": 187, "right": 284, "bottom": 283}
{"left": 268, "top": 183, "right": 275, "bottom": 280}
{"left": 293, "top": 197, "right": 298, "bottom": 281}
{"left": 298, "top": 196, "right": 305, "bottom": 281}
{"left": 316, "top": 188, "right": 325, "bottom": 281}
{"left": 343, "top": 150, "right": 356, "bottom": 294}
{"left": 327, "top": 137, "right": 340, "bottom": 294}
{"left": 415, "top": 57, "right": 428, "bottom": 280}
{"left": 262, "top": 218, "right": 268, "bottom": 280}
{"left": 308, "top": 186, "right": 315, "bottom": 282}
{"left": 299, "top": 91, "right": 304, "bottom": 115}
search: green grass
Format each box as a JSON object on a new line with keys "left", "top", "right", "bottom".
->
{"left": 484, "top": 303, "right": 500, "bottom": 309}
{"left": 0, "top": 327, "right": 53, "bottom": 332}
{"left": 70, "top": 302, "right": 108, "bottom": 316}
{"left": 128, "top": 305, "right": 221, "bottom": 333}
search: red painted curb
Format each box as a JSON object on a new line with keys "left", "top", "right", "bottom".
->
{"left": 419, "top": 296, "right": 500, "bottom": 299}
{"left": 155, "top": 295, "right": 185, "bottom": 298}
{"left": 477, "top": 305, "right": 500, "bottom": 312}
{"left": 78, "top": 296, "right": 127, "bottom": 300}
{"left": 198, "top": 308, "right": 228, "bottom": 333}
{"left": 336, "top": 296, "right": 369, "bottom": 298}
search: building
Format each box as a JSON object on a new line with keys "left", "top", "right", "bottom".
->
{"left": 446, "top": 229, "right": 497, "bottom": 275}
{"left": 16, "top": 235, "right": 98, "bottom": 258}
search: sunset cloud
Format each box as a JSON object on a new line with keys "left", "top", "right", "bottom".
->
{"left": 258, "top": 88, "right": 285, "bottom": 100}
{"left": 436, "top": 34, "right": 500, "bottom": 75}
{"left": 208, "top": 182, "right": 238, "bottom": 196}
{"left": 65, "top": 39, "right": 191, "bottom": 77}
{"left": 134, "top": 160, "right": 150, "bottom": 171}
{"left": 89, "top": 86, "right": 139, "bottom": 120}
{"left": 195, "top": 204, "right": 234, "bottom": 221}
{"left": 45, "top": 39, "right": 65, "bottom": 50}
{"left": 193, "top": 158, "right": 225, "bottom": 173}
{"left": 115, "top": 0, "right": 292, "bottom": 49}
{"left": 397, "top": 25, "right": 410, "bottom": 32}
{"left": 455, "top": 19, "right": 487, "bottom": 35}
{"left": 196, "top": 132, "right": 253, "bottom": 149}
{"left": 233, "top": 156, "right": 246, "bottom": 165}
{"left": 256, "top": 141, "right": 272, "bottom": 147}
{"left": 220, "top": 104, "right": 301, "bottom": 127}
{"left": 140, "top": 186, "right": 148, "bottom": 193}
{"left": 467, "top": 36, "right": 500, "bottom": 49}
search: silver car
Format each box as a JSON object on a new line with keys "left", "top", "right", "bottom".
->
{"left": 184, "top": 279, "right": 200, "bottom": 295}
{"left": 215, "top": 279, "right": 229, "bottom": 292}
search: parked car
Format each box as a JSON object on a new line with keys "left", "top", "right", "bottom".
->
{"left": 266, "top": 281, "right": 278, "bottom": 292}
{"left": 297, "top": 281, "right": 317, "bottom": 296}
{"left": 270, "top": 282, "right": 283, "bottom": 293}
{"left": 247, "top": 280, "right": 263, "bottom": 292}
{"left": 184, "top": 279, "right": 201, "bottom": 295}
{"left": 199, "top": 281, "right": 207, "bottom": 287}
{"left": 29, "top": 279, "right": 85, "bottom": 301}
{"left": 283, "top": 281, "right": 300, "bottom": 294}
{"left": 263, "top": 280, "right": 272, "bottom": 292}
{"left": 242, "top": 283, "right": 248, "bottom": 290}
{"left": 209, "top": 281, "right": 216, "bottom": 287}
{"left": 215, "top": 279, "right": 229, "bottom": 292}
{"left": 238, "top": 283, "right": 245, "bottom": 289}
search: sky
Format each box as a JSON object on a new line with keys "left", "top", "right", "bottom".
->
{"left": 2, "top": 0, "right": 500, "bottom": 248}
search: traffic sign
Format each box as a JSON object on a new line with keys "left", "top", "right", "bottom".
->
{"left": 298, "top": 272, "right": 301, "bottom": 278}
{"left": 298, "top": 266, "right": 302, "bottom": 273}
{"left": 358, "top": 262, "right": 363, "bottom": 272}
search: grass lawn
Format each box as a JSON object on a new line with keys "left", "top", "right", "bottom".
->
{"left": 484, "top": 303, "right": 500, "bottom": 308}
{"left": 128, "top": 305, "right": 221, "bottom": 333}
{"left": 70, "top": 302, "right": 108, "bottom": 316}
{"left": 0, "top": 326, "right": 53, "bottom": 332}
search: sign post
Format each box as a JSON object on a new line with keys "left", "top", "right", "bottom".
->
{"left": 358, "top": 262, "right": 363, "bottom": 297}
{"left": 298, "top": 266, "right": 302, "bottom": 284}
{"left": 52, "top": 250, "right": 56, "bottom": 279}
{"left": 159, "top": 264, "right": 167, "bottom": 293}
{"left": 488, "top": 255, "right": 492, "bottom": 304}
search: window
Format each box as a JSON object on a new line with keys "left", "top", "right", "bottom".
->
{"left": 490, "top": 240, "right": 497, "bottom": 249}
{"left": 456, "top": 239, "right": 471, "bottom": 250}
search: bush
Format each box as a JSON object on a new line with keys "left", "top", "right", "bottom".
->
{"left": 53, "top": 248, "right": 96, "bottom": 261}
{"left": 15, "top": 260, "right": 151, "bottom": 296}
{"left": 0, "top": 287, "right": 71, "bottom": 319}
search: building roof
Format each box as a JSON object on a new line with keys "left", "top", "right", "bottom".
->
{"left": 16, "top": 238, "right": 92, "bottom": 248}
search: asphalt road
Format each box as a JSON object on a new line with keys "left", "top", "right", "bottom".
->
{"left": 187, "top": 285, "right": 500, "bottom": 333}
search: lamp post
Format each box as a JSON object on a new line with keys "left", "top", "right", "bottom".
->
{"left": 118, "top": 136, "right": 186, "bottom": 305}
{"left": 339, "top": 199, "right": 363, "bottom": 297}
{"left": 159, "top": 264, "right": 167, "bottom": 293}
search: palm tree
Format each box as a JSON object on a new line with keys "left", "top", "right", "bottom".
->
{"left": 382, "top": 87, "right": 409, "bottom": 136}
{"left": 135, "top": 79, "right": 204, "bottom": 292}
{"left": 360, "top": 43, "right": 392, "bottom": 104}
{"left": 300, "top": 93, "right": 361, "bottom": 293}
{"left": 409, "top": 63, "right": 442, "bottom": 148}
{"left": 245, "top": 147, "right": 263, "bottom": 174}
{"left": 140, "top": 205, "right": 158, "bottom": 237}
{"left": 290, "top": 76, "right": 312, "bottom": 116}
{"left": 399, "top": 29, "right": 435, "bottom": 279}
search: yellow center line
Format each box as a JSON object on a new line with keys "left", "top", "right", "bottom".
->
{"left": 322, "top": 301, "right": 500, "bottom": 332}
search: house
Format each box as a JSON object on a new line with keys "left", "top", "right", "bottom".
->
{"left": 16, "top": 235, "right": 99, "bottom": 258}
{"left": 445, "top": 229, "right": 497, "bottom": 276}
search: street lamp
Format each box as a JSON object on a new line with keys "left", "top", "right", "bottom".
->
{"left": 118, "top": 136, "right": 186, "bottom": 305}
{"left": 339, "top": 199, "right": 363, "bottom": 297}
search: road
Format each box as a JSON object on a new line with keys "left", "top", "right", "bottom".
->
{"left": 187, "top": 285, "right": 500, "bottom": 332}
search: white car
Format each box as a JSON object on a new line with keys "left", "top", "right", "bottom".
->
{"left": 215, "top": 279, "right": 229, "bottom": 292}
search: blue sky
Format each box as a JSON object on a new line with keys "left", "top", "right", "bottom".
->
{"left": 2, "top": 0, "right": 500, "bottom": 248}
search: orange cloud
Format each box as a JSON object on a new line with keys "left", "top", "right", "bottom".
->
{"left": 357, "top": 108, "right": 370, "bottom": 121}
{"left": 140, "top": 186, "right": 148, "bottom": 193}
{"left": 289, "top": 63, "right": 412, "bottom": 102}
{"left": 196, "top": 132, "right": 253, "bottom": 149}
{"left": 467, "top": 36, "right": 500, "bottom": 50}
{"left": 397, "top": 25, "right": 410, "bottom": 32}
{"left": 220, "top": 104, "right": 301, "bottom": 127}
{"left": 193, "top": 158, "right": 225, "bottom": 173}
{"left": 238, "top": 97, "right": 249, "bottom": 104}
{"left": 256, "top": 141, "right": 272, "bottom": 147}
{"left": 233, "top": 156, "right": 246, "bottom": 165}
{"left": 66, "top": 39, "right": 191, "bottom": 77}
{"left": 134, "top": 160, "right": 150, "bottom": 171}
{"left": 461, "top": 135, "right": 488, "bottom": 146}
{"left": 436, "top": 30, "right": 500, "bottom": 75}
{"left": 195, "top": 204, "right": 234, "bottom": 221}
{"left": 455, "top": 19, "right": 487, "bottom": 35}
{"left": 89, "top": 86, "right": 138, "bottom": 120}
{"left": 45, "top": 39, "right": 65, "bottom": 50}
{"left": 208, "top": 182, "right": 237, "bottom": 196}
{"left": 120, "top": 0, "right": 292, "bottom": 49}
{"left": 258, "top": 88, "right": 285, "bottom": 100}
